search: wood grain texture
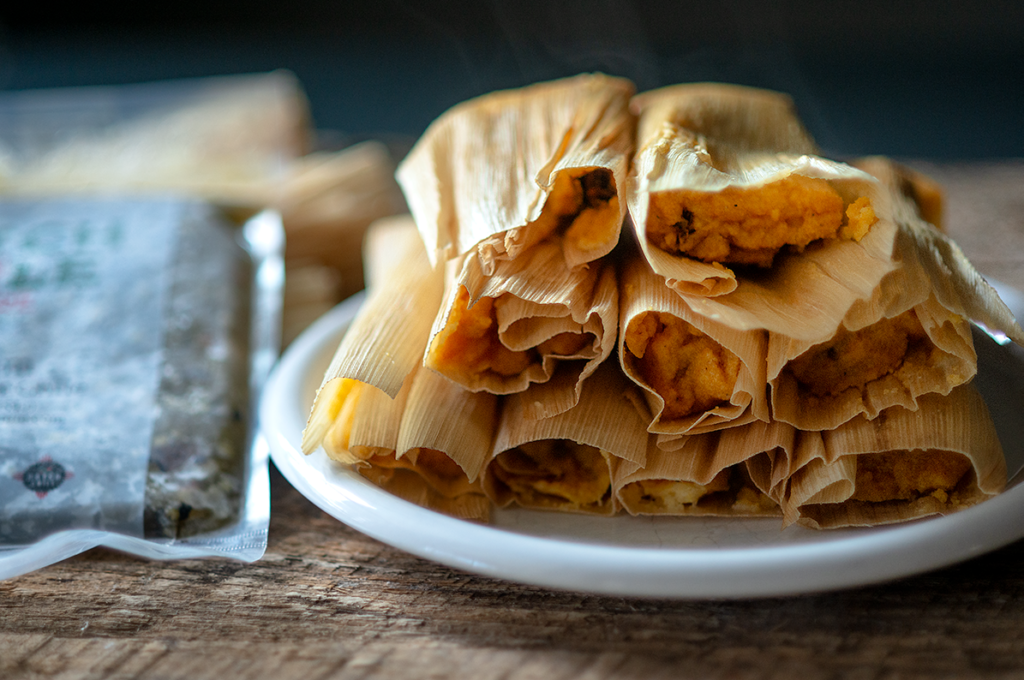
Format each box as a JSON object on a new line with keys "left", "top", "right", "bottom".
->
{"left": 3, "top": 161, "right": 1024, "bottom": 680}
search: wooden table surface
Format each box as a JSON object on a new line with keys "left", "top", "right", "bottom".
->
{"left": 3, "top": 162, "right": 1024, "bottom": 680}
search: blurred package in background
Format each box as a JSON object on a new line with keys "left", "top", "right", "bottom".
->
{"left": 0, "top": 71, "right": 405, "bottom": 577}
{"left": 0, "top": 70, "right": 408, "bottom": 345}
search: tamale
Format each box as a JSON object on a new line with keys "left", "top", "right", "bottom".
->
{"left": 302, "top": 215, "right": 441, "bottom": 454}
{"left": 618, "top": 252, "right": 769, "bottom": 435}
{"left": 615, "top": 420, "right": 789, "bottom": 517}
{"left": 622, "top": 82, "right": 897, "bottom": 350}
{"left": 302, "top": 216, "right": 495, "bottom": 520}
{"left": 483, "top": 361, "right": 649, "bottom": 515}
{"left": 396, "top": 73, "right": 635, "bottom": 272}
{"left": 627, "top": 83, "right": 892, "bottom": 302}
{"left": 425, "top": 239, "right": 618, "bottom": 419}
{"left": 321, "top": 364, "right": 494, "bottom": 522}
{"left": 769, "top": 158, "right": 1024, "bottom": 430}
{"left": 781, "top": 386, "right": 1005, "bottom": 529}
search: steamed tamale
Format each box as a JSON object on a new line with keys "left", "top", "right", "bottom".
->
{"left": 768, "top": 157, "right": 1024, "bottom": 430}
{"left": 302, "top": 217, "right": 495, "bottom": 520}
{"left": 615, "top": 421, "right": 788, "bottom": 517}
{"left": 483, "top": 362, "right": 649, "bottom": 515}
{"left": 627, "top": 83, "right": 891, "bottom": 303}
{"left": 320, "top": 364, "right": 495, "bottom": 521}
{"left": 397, "top": 73, "right": 635, "bottom": 272}
{"left": 781, "top": 386, "right": 1006, "bottom": 528}
{"left": 618, "top": 253, "right": 769, "bottom": 435}
{"left": 302, "top": 215, "right": 441, "bottom": 452}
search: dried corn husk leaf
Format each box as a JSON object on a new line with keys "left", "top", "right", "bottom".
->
{"left": 618, "top": 253, "right": 769, "bottom": 436}
{"left": 397, "top": 366, "right": 499, "bottom": 485}
{"left": 781, "top": 385, "right": 1005, "bottom": 528}
{"left": 628, "top": 84, "right": 898, "bottom": 342}
{"left": 425, "top": 239, "right": 617, "bottom": 419}
{"left": 615, "top": 420, "right": 791, "bottom": 517}
{"left": 483, "top": 361, "right": 648, "bottom": 515}
{"left": 396, "top": 73, "right": 635, "bottom": 272}
{"left": 301, "top": 215, "right": 442, "bottom": 453}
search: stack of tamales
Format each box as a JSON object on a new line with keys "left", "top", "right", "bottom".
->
{"left": 301, "top": 74, "right": 1023, "bottom": 528}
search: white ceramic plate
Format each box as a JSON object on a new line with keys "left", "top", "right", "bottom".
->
{"left": 260, "top": 288, "right": 1024, "bottom": 599}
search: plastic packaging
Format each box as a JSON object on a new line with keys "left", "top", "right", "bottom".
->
{"left": 0, "top": 197, "right": 283, "bottom": 580}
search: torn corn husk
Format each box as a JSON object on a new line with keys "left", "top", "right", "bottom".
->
{"left": 396, "top": 73, "right": 635, "bottom": 272}
{"left": 301, "top": 215, "right": 442, "bottom": 455}
{"left": 615, "top": 420, "right": 789, "bottom": 517}
{"left": 425, "top": 239, "right": 618, "bottom": 419}
{"left": 618, "top": 252, "right": 769, "bottom": 436}
{"left": 780, "top": 385, "right": 1006, "bottom": 529}
{"left": 483, "top": 361, "right": 649, "bottom": 515}
{"left": 871, "top": 159, "right": 1024, "bottom": 349}
{"left": 627, "top": 84, "right": 898, "bottom": 343}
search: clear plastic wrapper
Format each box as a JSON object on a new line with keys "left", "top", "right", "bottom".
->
{"left": 0, "top": 197, "right": 283, "bottom": 580}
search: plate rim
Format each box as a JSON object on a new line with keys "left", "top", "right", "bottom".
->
{"left": 260, "top": 292, "right": 1024, "bottom": 599}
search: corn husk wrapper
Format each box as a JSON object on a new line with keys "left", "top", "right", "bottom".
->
{"left": 872, "top": 160, "right": 1024, "bottom": 348}
{"left": 301, "top": 215, "right": 442, "bottom": 454}
{"left": 781, "top": 385, "right": 1006, "bottom": 529}
{"left": 397, "top": 365, "right": 500, "bottom": 486}
{"left": 615, "top": 420, "right": 792, "bottom": 517}
{"left": 321, "top": 373, "right": 410, "bottom": 465}
{"left": 627, "top": 84, "right": 899, "bottom": 343}
{"left": 0, "top": 71, "right": 309, "bottom": 207}
{"left": 396, "top": 73, "right": 635, "bottom": 272}
{"left": 618, "top": 253, "right": 769, "bottom": 436}
{"left": 483, "top": 361, "right": 649, "bottom": 515}
{"left": 425, "top": 239, "right": 618, "bottom": 419}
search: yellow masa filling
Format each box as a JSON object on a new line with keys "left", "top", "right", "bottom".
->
{"left": 646, "top": 174, "right": 876, "bottom": 266}
{"left": 787, "top": 310, "right": 928, "bottom": 397}
{"left": 624, "top": 311, "right": 740, "bottom": 420}
{"left": 489, "top": 439, "right": 611, "bottom": 511}
{"left": 362, "top": 448, "right": 479, "bottom": 499}
{"left": 620, "top": 469, "right": 776, "bottom": 515}
{"left": 851, "top": 449, "right": 972, "bottom": 504}
{"left": 427, "top": 287, "right": 590, "bottom": 383}
{"left": 529, "top": 167, "right": 620, "bottom": 252}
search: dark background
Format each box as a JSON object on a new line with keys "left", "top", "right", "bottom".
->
{"left": 1, "top": 0, "right": 1022, "bottom": 159}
